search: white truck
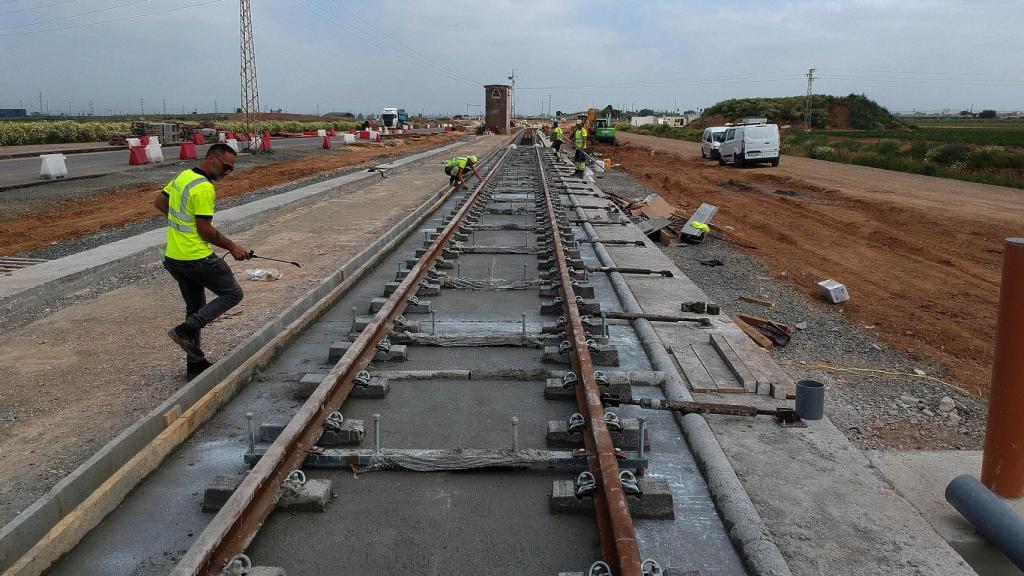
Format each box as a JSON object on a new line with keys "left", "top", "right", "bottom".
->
{"left": 718, "top": 122, "right": 780, "bottom": 167}
{"left": 381, "top": 107, "right": 409, "bottom": 129}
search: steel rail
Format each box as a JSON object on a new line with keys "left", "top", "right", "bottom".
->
{"left": 171, "top": 132, "right": 522, "bottom": 576}
{"left": 534, "top": 143, "right": 643, "bottom": 575}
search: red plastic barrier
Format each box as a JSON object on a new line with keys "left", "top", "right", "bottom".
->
{"left": 349, "top": 128, "right": 356, "bottom": 134}
{"left": 444, "top": 127, "right": 453, "bottom": 132}
{"left": 128, "top": 146, "right": 148, "bottom": 165}
{"left": 261, "top": 131, "right": 272, "bottom": 151}
{"left": 192, "top": 133, "right": 206, "bottom": 145}
{"left": 327, "top": 128, "right": 336, "bottom": 137}
{"left": 139, "top": 135, "right": 150, "bottom": 146}
{"left": 303, "top": 131, "right": 316, "bottom": 136}
{"left": 179, "top": 142, "right": 197, "bottom": 160}
{"left": 322, "top": 135, "right": 332, "bottom": 149}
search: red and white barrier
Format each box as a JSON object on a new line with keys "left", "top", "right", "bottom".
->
{"left": 128, "top": 146, "right": 148, "bottom": 165}
{"left": 179, "top": 142, "right": 197, "bottom": 160}
{"left": 261, "top": 131, "right": 272, "bottom": 151}
{"left": 192, "top": 132, "right": 206, "bottom": 145}
{"left": 322, "top": 135, "right": 332, "bottom": 149}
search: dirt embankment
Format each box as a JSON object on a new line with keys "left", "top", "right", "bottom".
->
{"left": 597, "top": 134, "right": 1021, "bottom": 396}
{"left": 0, "top": 134, "right": 459, "bottom": 256}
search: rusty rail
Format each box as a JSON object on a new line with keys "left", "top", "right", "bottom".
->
{"left": 170, "top": 133, "right": 521, "bottom": 576}
{"left": 535, "top": 145, "right": 643, "bottom": 575}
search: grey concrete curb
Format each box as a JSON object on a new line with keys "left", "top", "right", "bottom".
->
{"left": 563, "top": 168, "right": 793, "bottom": 576}
{"left": 0, "top": 139, "right": 471, "bottom": 322}
{"left": 0, "top": 137, "right": 502, "bottom": 571}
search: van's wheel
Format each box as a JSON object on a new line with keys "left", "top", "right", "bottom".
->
{"left": 701, "top": 149, "right": 706, "bottom": 159}
{"left": 735, "top": 154, "right": 744, "bottom": 167}
{"left": 718, "top": 157, "right": 727, "bottom": 166}
{"left": 771, "top": 158, "right": 780, "bottom": 167}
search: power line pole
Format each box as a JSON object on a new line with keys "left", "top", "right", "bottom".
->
{"left": 804, "top": 67, "right": 816, "bottom": 130}
{"left": 239, "top": 0, "right": 261, "bottom": 149}
{"left": 140, "top": 97, "right": 145, "bottom": 118}
{"left": 162, "top": 97, "right": 167, "bottom": 116}
{"left": 548, "top": 93, "right": 551, "bottom": 117}
{"left": 508, "top": 68, "right": 517, "bottom": 121}
{"left": 38, "top": 91, "right": 43, "bottom": 115}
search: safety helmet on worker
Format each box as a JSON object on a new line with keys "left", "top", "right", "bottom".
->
{"left": 468, "top": 155, "right": 478, "bottom": 164}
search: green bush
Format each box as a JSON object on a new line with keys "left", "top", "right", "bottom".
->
{"left": 967, "top": 147, "right": 1024, "bottom": 170}
{"left": 924, "top": 142, "right": 970, "bottom": 164}
{"left": 875, "top": 139, "right": 901, "bottom": 155}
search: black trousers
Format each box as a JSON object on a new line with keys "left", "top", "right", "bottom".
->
{"left": 163, "top": 254, "right": 244, "bottom": 360}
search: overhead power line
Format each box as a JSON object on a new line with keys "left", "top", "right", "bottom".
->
{"left": 0, "top": 0, "right": 150, "bottom": 32}
{"left": 0, "top": 0, "right": 224, "bottom": 36}
{"left": 0, "top": 0, "right": 77, "bottom": 17}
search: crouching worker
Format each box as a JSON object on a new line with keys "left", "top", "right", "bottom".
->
{"left": 551, "top": 122, "right": 563, "bottom": 153}
{"left": 154, "top": 143, "right": 251, "bottom": 381}
{"left": 443, "top": 155, "right": 481, "bottom": 188}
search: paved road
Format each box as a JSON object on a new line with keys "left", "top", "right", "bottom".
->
{"left": 0, "top": 137, "right": 332, "bottom": 188}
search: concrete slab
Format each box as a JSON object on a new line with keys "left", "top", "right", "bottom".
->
{"left": 870, "top": 450, "right": 1024, "bottom": 576}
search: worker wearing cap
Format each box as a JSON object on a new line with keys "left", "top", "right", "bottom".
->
{"left": 153, "top": 143, "right": 251, "bottom": 380}
{"left": 573, "top": 119, "right": 588, "bottom": 178}
{"left": 444, "top": 155, "right": 481, "bottom": 188}
{"left": 551, "top": 122, "right": 564, "bottom": 153}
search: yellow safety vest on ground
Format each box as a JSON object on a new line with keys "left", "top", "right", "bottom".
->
{"left": 164, "top": 169, "right": 216, "bottom": 260}
{"left": 574, "top": 127, "right": 588, "bottom": 149}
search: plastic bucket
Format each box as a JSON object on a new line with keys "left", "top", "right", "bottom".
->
{"left": 795, "top": 380, "right": 825, "bottom": 420}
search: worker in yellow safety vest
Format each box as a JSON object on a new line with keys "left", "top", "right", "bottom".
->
{"left": 443, "top": 155, "right": 481, "bottom": 188}
{"left": 573, "top": 119, "right": 588, "bottom": 178}
{"left": 153, "top": 143, "right": 251, "bottom": 380}
{"left": 551, "top": 122, "right": 564, "bottom": 154}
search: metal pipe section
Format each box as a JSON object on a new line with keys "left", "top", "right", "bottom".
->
{"left": 171, "top": 133, "right": 522, "bottom": 576}
{"left": 946, "top": 474, "right": 1024, "bottom": 570}
{"left": 535, "top": 146, "right": 642, "bottom": 576}
{"left": 981, "top": 238, "right": 1024, "bottom": 498}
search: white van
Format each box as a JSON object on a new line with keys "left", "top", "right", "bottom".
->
{"left": 719, "top": 123, "right": 781, "bottom": 167}
{"left": 700, "top": 127, "right": 728, "bottom": 159}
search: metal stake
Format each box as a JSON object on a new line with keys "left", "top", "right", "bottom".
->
{"left": 521, "top": 312, "right": 527, "bottom": 335}
{"left": 245, "top": 412, "right": 255, "bottom": 454}
{"left": 523, "top": 264, "right": 528, "bottom": 280}
{"left": 511, "top": 416, "right": 519, "bottom": 452}
{"left": 373, "top": 414, "right": 381, "bottom": 452}
{"left": 638, "top": 417, "right": 647, "bottom": 460}
{"left": 457, "top": 261, "right": 461, "bottom": 278}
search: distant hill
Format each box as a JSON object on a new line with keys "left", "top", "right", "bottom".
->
{"left": 701, "top": 94, "right": 906, "bottom": 130}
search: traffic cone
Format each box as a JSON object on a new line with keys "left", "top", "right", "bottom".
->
{"left": 261, "top": 131, "right": 272, "bottom": 151}
{"left": 179, "top": 142, "right": 197, "bottom": 160}
{"left": 322, "top": 135, "right": 332, "bottom": 149}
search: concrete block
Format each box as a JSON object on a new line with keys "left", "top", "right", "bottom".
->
{"left": 539, "top": 284, "right": 595, "bottom": 299}
{"left": 549, "top": 477, "right": 673, "bottom": 518}
{"left": 296, "top": 373, "right": 389, "bottom": 399}
{"left": 260, "top": 419, "right": 365, "bottom": 446}
{"left": 369, "top": 297, "right": 431, "bottom": 314}
{"left": 542, "top": 344, "right": 619, "bottom": 366}
{"left": 546, "top": 418, "right": 650, "bottom": 450}
{"left": 329, "top": 341, "right": 408, "bottom": 363}
{"left": 277, "top": 478, "right": 332, "bottom": 512}
{"left": 202, "top": 474, "right": 245, "bottom": 512}
{"left": 544, "top": 377, "right": 631, "bottom": 401}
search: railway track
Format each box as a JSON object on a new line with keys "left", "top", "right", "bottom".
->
{"left": 30, "top": 130, "right": 749, "bottom": 576}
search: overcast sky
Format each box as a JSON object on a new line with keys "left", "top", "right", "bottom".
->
{"left": 2, "top": 0, "right": 1022, "bottom": 116}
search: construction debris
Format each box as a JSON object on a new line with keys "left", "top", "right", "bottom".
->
{"left": 734, "top": 314, "right": 793, "bottom": 347}
{"left": 738, "top": 295, "right": 774, "bottom": 308}
{"left": 817, "top": 279, "right": 850, "bottom": 303}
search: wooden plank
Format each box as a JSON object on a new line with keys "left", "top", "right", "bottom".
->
{"left": 722, "top": 333, "right": 779, "bottom": 397}
{"left": 680, "top": 203, "right": 718, "bottom": 239}
{"left": 730, "top": 315, "right": 774, "bottom": 350}
{"left": 737, "top": 295, "right": 774, "bottom": 308}
{"left": 708, "top": 333, "right": 758, "bottom": 393}
{"left": 670, "top": 347, "right": 718, "bottom": 392}
{"left": 690, "top": 343, "right": 745, "bottom": 393}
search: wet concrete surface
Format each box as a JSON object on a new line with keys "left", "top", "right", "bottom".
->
{"left": 49, "top": 143, "right": 746, "bottom": 576}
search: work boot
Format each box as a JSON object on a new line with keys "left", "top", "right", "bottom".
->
{"left": 168, "top": 323, "right": 203, "bottom": 361}
{"left": 186, "top": 358, "right": 213, "bottom": 381}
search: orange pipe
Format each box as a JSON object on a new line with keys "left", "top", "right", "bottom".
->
{"left": 982, "top": 238, "right": 1024, "bottom": 498}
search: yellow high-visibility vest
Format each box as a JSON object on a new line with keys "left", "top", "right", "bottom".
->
{"left": 164, "top": 169, "right": 216, "bottom": 260}
{"left": 574, "top": 127, "right": 588, "bottom": 149}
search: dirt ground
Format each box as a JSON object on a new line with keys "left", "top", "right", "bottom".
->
{"left": 0, "top": 135, "right": 497, "bottom": 525}
{"left": 0, "top": 133, "right": 459, "bottom": 256}
{"left": 600, "top": 132, "right": 1024, "bottom": 397}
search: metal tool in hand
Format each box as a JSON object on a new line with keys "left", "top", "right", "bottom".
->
{"left": 220, "top": 250, "right": 302, "bottom": 267}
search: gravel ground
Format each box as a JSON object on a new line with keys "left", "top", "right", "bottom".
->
{"left": 593, "top": 170, "right": 986, "bottom": 450}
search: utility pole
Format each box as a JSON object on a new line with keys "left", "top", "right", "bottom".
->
{"left": 162, "top": 97, "right": 167, "bottom": 116}
{"left": 804, "top": 68, "right": 816, "bottom": 130}
{"left": 508, "top": 68, "right": 517, "bottom": 121}
{"left": 88, "top": 100, "right": 94, "bottom": 116}
{"left": 38, "top": 91, "right": 43, "bottom": 115}
{"left": 140, "top": 97, "right": 145, "bottom": 118}
{"left": 548, "top": 94, "right": 552, "bottom": 117}
{"left": 214, "top": 99, "right": 218, "bottom": 114}
{"left": 239, "top": 0, "right": 261, "bottom": 148}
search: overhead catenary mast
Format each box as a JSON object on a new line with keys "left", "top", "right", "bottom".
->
{"left": 239, "top": 0, "right": 261, "bottom": 149}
